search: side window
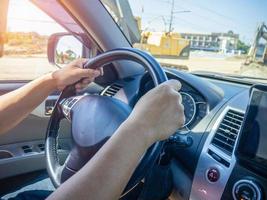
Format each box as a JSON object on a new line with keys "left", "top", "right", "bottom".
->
{"left": 0, "top": 0, "right": 66, "bottom": 81}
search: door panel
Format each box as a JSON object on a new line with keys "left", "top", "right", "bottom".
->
{"left": 0, "top": 114, "right": 71, "bottom": 145}
{"left": 0, "top": 82, "right": 71, "bottom": 145}
{"left": 0, "top": 82, "right": 26, "bottom": 96}
{"left": 0, "top": 0, "right": 80, "bottom": 180}
{"left": 0, "top": 82, "right": 71, "bottom": 179}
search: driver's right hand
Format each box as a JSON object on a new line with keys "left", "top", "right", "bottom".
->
{"left": 125, "top": 79, "right": 185, "bottom": 146}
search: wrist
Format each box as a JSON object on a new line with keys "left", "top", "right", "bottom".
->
{"left": 43, "top": 72, "right": 58, "bottom": 91}
{"left": 121, "top": 117, "right": 156, "bottom": 148}
{"left": 51, "top": 70, "right": 64, "bottom": 91}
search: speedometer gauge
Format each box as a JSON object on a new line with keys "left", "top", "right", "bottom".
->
{"left": 180, "top": 92, "right": 196, "bottom": 127}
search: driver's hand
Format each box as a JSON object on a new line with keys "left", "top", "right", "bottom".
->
{"left": 52, "top": 58, "right": 103, "bottom": 92}
{"left": 126, "top": 79, "right": 185, "bottom": 145}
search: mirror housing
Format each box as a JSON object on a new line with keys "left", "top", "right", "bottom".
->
{"left": 47, "top": 33, "right": 88, "bottom": 67}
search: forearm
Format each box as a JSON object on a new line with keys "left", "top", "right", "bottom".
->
{"left": 0, "top": 73, "right": 56, "bottom": 134}
{"left": 48, "top": 119, "right": 153, "bottom": 200}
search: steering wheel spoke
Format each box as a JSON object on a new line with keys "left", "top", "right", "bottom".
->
{"left": 60, "top": 95, "right": 86, "bottom": 121}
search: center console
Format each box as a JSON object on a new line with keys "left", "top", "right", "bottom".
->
{"left": 222, "top": 85, "right": 267, "bottom": 200}
{"left": 191, "top": 85, "right": 267, "bottom": 200}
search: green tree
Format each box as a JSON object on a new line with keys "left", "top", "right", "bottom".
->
{"left": 237, "top": 40, "right": 250, "bottom": 54}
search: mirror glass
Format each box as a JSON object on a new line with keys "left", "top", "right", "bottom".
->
{"left": 55, "top": 35, "right": 82, "bottom": 67}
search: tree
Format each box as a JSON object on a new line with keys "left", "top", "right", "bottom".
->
{"left": 237, "top": 40, "right": 250, "bottom": 54}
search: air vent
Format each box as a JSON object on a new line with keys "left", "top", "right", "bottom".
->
{"left": 101, "top": 83, "right": 122, "bottom": 97}
{"left": 211, "top": 109, "right": 244, "bottom": 156}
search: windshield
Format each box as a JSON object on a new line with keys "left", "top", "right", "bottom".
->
{"left": 101, "top": 0, "right": 267, "bottom": 83}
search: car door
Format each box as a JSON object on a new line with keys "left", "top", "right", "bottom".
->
{"left": 0, "top": 0, "right": 72, "bottom": 182}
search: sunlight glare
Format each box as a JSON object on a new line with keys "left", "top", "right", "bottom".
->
{"left": 7, "top": 0, "right": 65, "bottom": 35}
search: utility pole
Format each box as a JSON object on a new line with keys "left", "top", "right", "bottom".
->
{"left": 167, "top": 0, "right": 191, "bottom": 33}
{"left": 168, "top": 0, "right": 175, "bottom": 33}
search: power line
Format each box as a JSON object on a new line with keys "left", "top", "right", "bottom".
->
{"left": 181, "top": 0, "right": 255, "bottom": 29}
{"left": 167, "top": 0, "right": 233, "bottom": 30}
{"left": 184, "top": 0, "right": 234, "bottom": 21}
{"left": 173, "top": 15, "right": 210, "bottom": 33}
{"left": 156, "top": 0, "right": 255, "bottom": 37}
{"left": 151, "top": 0, "right": 231, "bottom": 32}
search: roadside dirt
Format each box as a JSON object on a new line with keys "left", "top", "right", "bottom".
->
{"left": 157, "top": 57, "right": 244, "bottom": 74}
{"left": 0, "top": 56, "right": 56, "bottom": 80}
{"left": 0, "top": 54, "right": 245, "bottom": 80}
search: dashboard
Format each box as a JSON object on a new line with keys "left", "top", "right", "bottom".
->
{"left": 138, "top": 71, "right": 209, "bottom": 130}
{"left": 99, "top": 68, "right": 267, "bottom": 200}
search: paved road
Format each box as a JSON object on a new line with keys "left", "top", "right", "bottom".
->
{"left": 0, "top": 56, "right": 57, "bottom": 80}
{"left": 157, "top": 57, "right": 243, "bottom": 74}
{"left": 0, "top": 55, "right": 244, "bottom": 80}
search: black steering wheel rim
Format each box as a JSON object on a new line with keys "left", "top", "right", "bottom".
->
{"left": 45, "top": 48, "right": 168, "bottom": 194}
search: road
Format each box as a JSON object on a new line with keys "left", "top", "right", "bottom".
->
{"left": 0, "top": 53, "right": 245, "bottom": 80}
{"left": 157, "top": 52, "right": 244, "bottom": 74}
{"left": 0, "top": 56, "right": 57, "bottom": 80}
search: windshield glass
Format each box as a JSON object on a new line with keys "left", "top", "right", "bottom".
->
{"left": 101, "top": 0, "right": 267, "bottom": 83}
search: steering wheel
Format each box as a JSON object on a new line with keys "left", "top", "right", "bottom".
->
{"left": 45, "top": 48, "right": 168, "bottom": 196}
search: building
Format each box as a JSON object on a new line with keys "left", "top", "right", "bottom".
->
{"left": 181, "top": 31, "right": 239, "bottom": 52}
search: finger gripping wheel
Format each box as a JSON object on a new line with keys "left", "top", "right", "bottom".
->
{"left": 45, "top": 48, "right": 168, "bottom": 195}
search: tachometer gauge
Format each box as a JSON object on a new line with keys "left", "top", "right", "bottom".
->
{"left": 180, "top": 92, "right": 196, "bottom": 127}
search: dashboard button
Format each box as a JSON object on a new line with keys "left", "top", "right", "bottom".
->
{"left": 207, "top": 168, "right": 220, "bottom": 182}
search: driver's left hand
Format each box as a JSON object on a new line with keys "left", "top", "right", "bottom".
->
{"left": 52, "top": 58, "right": 103, "bottom": 92}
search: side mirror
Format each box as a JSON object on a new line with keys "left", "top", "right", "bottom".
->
{"left": 47, "top": 33, "right": 86, "bottom": 68}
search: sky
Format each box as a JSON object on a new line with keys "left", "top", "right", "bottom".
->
{"left": 128, "top": 0, "right": 267, "bottom": 43}
{"left": 6, "top": 0, "right": 267, "bottom": 44}
{"left": 7, "top": 0, "right": 65, "bottom": 35}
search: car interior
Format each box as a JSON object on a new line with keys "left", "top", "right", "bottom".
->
{"left": 0, "top": 0, "right": 267, "bottom": 200}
